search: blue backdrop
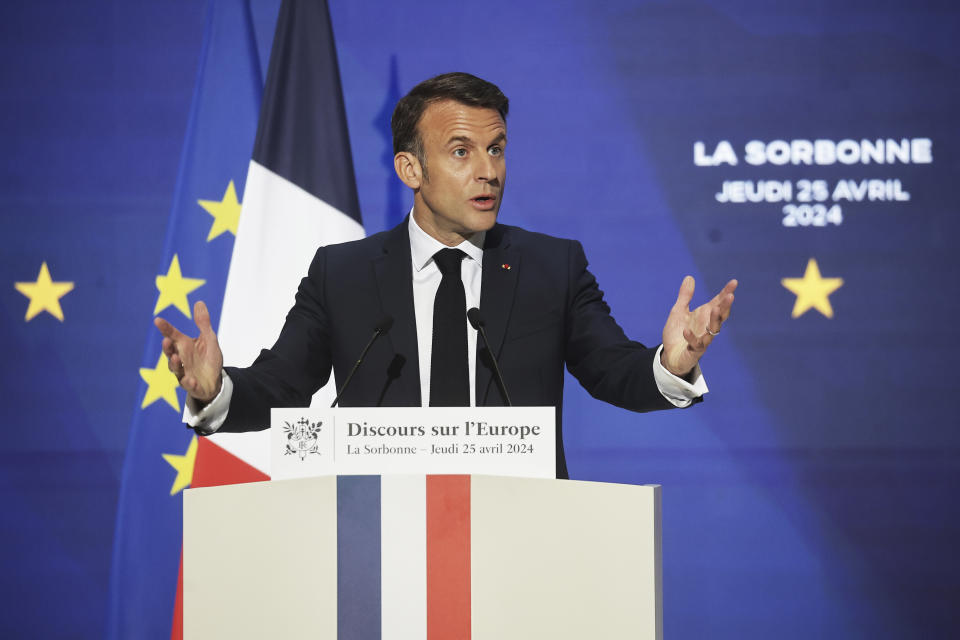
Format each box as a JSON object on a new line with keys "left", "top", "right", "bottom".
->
{"left": 1, "top": 0, "right": 957, "bottom": 637}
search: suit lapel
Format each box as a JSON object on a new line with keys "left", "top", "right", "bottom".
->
{"left": 373, "top": 220, "right": 421, "bottom": 405}
{"left": 477, "top": 224, "right": 520, "bottom": 405}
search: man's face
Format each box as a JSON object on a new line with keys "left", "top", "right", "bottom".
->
{"left": 409, "top": 99, "right": 506, "bottom": 245}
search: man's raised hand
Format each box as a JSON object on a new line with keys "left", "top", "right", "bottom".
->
{"left": 154, "top": 300, "right": 224, "bottom": 403}
{"left": 660, "top": 276, "right": 737, "bottom": 378}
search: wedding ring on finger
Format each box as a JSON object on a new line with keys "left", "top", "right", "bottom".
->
{"left": 706, "top": 326, "right": 720, "bottom": 336}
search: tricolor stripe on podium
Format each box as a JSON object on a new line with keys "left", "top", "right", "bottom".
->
{"left": 334, "top": 475, "right": 473, "bottom": 639}
{"left": 337, "top": 476, "right": 473, "bottom": 639}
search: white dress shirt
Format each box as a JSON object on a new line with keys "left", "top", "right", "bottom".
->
{"left": 407, "top": 213, "right": 484, "bottom": 406}
{"left": 185, "top": 215, "right": 707, "bottom": 432}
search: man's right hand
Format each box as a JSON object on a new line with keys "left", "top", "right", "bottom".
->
{"left": 154, "top": 300, "right": 224, "bottom": 403}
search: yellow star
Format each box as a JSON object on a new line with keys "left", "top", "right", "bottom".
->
{"left": 162, "top": 435, "right": 198, "bottom": 495}
{"left": 14, "top": 262, "right": 75, "bottom": 322}
{"left": 781, "top": 258, "right": 844, "bottom": 318}
{"left": 139, "top": 353, "right": 181, "bottom": 412}
{"left": 198, "top": 180, "right": 242, "bottom": 241}
{"left": 154, "top": 254, "right": 205, "bottom": 318}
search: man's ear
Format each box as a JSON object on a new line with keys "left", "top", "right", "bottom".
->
{"left": 394, "top": 152, "right": 422, "bottom": 189}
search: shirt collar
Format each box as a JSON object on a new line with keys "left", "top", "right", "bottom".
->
{"left": 408, "top": 211, "right": 485, "bottom": 272}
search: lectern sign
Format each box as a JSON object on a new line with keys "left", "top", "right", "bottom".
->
{"left": 270, "top": 406, "right": 556, "bottom": 479}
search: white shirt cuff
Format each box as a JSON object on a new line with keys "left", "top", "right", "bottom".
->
{"left": 652, "top": 344, "right": 708, "bottom": 408}
{"left": 182, "top": 370, "right": 233, "bottom": 435}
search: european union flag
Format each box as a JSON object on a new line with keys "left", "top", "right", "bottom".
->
{"left": 106, "top": 0, "right": 361, "bottom": 636}
{"left": 106, "top": 1, "right": 264, "bottom": 636}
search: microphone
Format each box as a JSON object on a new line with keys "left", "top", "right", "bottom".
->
{"left": 467, "top": 307, "right": 512, "bottom": 406}
{"left": 331, "top": 315, "right": 394, "bottom": 407}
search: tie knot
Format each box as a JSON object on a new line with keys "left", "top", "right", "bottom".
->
{"left": 433, "top": 248, "right": 465, "bottom": 276}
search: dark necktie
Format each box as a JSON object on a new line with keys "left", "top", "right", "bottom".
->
{"left": 430, "top": 248, "right": 469, "bottom": 406}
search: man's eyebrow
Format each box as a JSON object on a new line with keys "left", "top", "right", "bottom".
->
{"left": 488, "top": 132, "right": 507, "bottom": 146}
{"left": 445, "top": 135, "right": 475, "bottom": 147}
{"left": 444, "top": 132, "right": 507, "bottom": 147}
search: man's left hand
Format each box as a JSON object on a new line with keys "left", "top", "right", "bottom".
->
{"left": 661, "top": 276, "right": 737, "bottom": 378}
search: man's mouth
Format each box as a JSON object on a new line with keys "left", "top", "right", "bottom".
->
{"left": 470, "top": 194, "right": 497, "bottom": 210}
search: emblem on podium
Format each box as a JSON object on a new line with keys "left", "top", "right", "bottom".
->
{"left": 282, "top": 418, "right": 323, "bottom": 461}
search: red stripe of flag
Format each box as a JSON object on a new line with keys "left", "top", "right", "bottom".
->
{"left": 170, "top": 550, "right": 183, "bottom": 640}
{"left": 427, "top": 475, "right": 471, "bottom": 639}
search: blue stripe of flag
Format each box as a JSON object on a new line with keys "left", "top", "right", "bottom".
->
{"left": 252, "top": 0, "right": 361, "bottom": 223}
{"left": 337, "top": 475, "right": 382, "bottom": 639}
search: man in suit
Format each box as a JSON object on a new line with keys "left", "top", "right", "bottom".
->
{"left": 156, "top": 73, "right": 736, "bottom": 478}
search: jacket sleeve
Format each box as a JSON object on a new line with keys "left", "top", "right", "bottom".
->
{"left": 563, "top": 240, "right": 675, "bottom": 413}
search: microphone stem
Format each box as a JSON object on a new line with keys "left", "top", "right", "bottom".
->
{"left": 331, "top": 328, "right": 382, "bottom": 408}
{"left": 477, "top": 325, "right": 512, "bottom": 407}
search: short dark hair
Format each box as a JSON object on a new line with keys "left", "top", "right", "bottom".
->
{"left": 391, "top": 72, "right": 509, "bottom": 173}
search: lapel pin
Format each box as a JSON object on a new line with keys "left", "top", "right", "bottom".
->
{"left": 501, "top": 263, "right": 511, "bottom": 270}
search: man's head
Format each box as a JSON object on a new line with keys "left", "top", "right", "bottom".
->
{"left": 392, "top": 73, "right": 510, "bottom": 245}
{"left": 392, "top": 72, "right": 509, "bottom": 176}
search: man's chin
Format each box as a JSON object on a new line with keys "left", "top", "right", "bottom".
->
{"left": 415, "top": 203, "right": 500, "bottom": 242}
{"left": 464, "top": 209, "right": 498, "bottom": 234}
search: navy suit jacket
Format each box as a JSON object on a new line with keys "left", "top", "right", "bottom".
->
{"left": 220, "top": 219, "right": 677, "bottom": 478}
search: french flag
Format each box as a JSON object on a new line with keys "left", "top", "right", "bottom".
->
{"left": 210, "top": 0, "right": 364, "bottom": 476}
{"left": 177, "top": 0, "right": 364, "bottom": 635}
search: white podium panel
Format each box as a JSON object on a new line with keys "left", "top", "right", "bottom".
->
{"left": 183, "top": 477, "right": 338, "bottom": 640}
{"left": 471, "top": 476, "right": 662, "bottom": 639}
{"left": 184, "top": 474, "right": 662, "bottom": 639}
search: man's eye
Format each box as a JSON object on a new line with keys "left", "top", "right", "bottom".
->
{"left": 453, "top": 148, "right": 467, "bottom": 157}
{"left": 489, "top": 146, "right": 502, "bottom": 156}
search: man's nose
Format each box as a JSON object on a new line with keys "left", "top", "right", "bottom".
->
{"left": 474, "top": 154, "right": 497, "bottom": 181}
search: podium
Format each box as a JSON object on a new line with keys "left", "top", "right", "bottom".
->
{"left": 184, "top": 474, "right": 662, "bottom": 639}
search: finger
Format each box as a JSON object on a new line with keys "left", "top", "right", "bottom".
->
{"left": 719, "top": 292, "right": 734, "bottom": 321}
{"left": 154, "top": 316, "right": 185, "bottom": 341}
{"left": 711, "top": 290, "right": 735, "bottom": 324}
{"left": 709, "top": 279, "right": 738, "bottom": 307}
{"left": 706, "top": 306, "right": 724, "bottom": 334}
{"left": 161, "top": 336, "right": 175, "bottom": 358}
{"left": 194, "top": 300, "right": 213, "bottom": 335}
{"left": 702, "top": 280, "right": 736, "bottom": 317}
{"left": 674, "top": 275, "right": 695, "bottom": 310}
{"left": 168, "top": 352, "right": 185, "bottom": 377}
{"left": 701, "top": 293, "right": 734, "bottom": 335}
